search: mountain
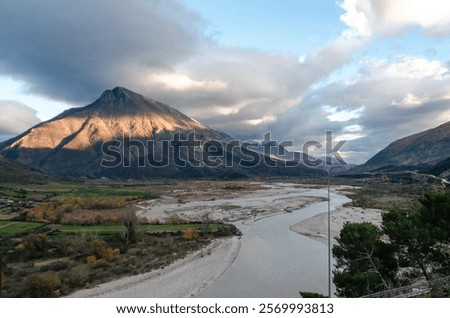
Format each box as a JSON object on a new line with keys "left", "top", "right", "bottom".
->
{"left": 0, "top": 155, "right": 49, "bottom": 183}
{"left": 426, "top": 156, "right": 450, "bottom": 178}
{"left": 0, "top": 87, "right": 322, "bottom": 179}
{"left": 348, "top": 121, "right": 450, "bottom": 176}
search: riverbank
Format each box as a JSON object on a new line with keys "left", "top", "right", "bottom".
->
{"left": 68, "top": 236, "right": 240, "bottom": 297}
{"left": 290, "top": 205, "right": 384, "bottom": 245}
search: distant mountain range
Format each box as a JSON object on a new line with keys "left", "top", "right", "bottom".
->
{"left": 347, "top": 120, "right": 450, "bottom": 177}
{"left": 0, "top": 87, "right": 322, "bottom": 179}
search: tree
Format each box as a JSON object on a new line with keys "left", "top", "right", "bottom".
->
{"left": 333, "top": 222, "right": 398, "bottom": 297}
{"left": 382, "top": 191, "right": 450, "bottom": 281}
{"left": 121, "top": 211, "right": 138, "bottom": 249}
{"left": 382, "top": 208, "right": 434, "bottom": 281}
{"left": 418, "top": 191, "right": 450, "bottom": 243}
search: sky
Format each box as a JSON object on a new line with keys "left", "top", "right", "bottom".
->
{"left": 1, "top": 0, "right": 450, "bottom": 163}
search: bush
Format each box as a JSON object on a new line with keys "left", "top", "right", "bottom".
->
{"left": 27, "top": 197, "right": 126, "bottom": 224}
{"left": 58, "top": 236, "right": 87, "bottom": 256}
{"left": 168, "top": 215, "right": 185, "bottom": 224}
{"left": 183, "top": 228, "right": 199, "bottom": 240}
{"left": 24, "top": 272, "right": 61, "bottom": 297}
{"left": 101, "top": 247, "right": 120, "bottom": 262}
{"left": 86, "top": 255, "right": 97, "bottom": 268}
{"left": 88, "top": 239, "right": 109, "bottom": 258}
{"left": 15, "top": 234, "right": 48, "bottom": 260}
{"left": 60, "top": 264, "right": 90, "bottom": 288}
{"left": 300, "top": 291, "right": 326, "bottom": 298}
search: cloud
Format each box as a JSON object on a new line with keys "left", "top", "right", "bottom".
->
{"left": 339, "top": 0, "right": 450, "bottom": 37}
{"left": 340, "top": 0, "right": 373, "bottom": 38}
{"left": 0, "top": 0, "right": 205, "bottom": 103}
{"left": 149, "top": 73, "right": 228, "bottom": 91}
{"left": 0, "top": 101, "right": 41, "bottom": 136}
{"left": 2, "top": 0, "right": 449, "bottom": 164}
{"left": 274, "top": 55, "right": 450, "bottom": 163}
{"left": 391, "top": 93, "right": 424, "bottom": 108}
{"left": 0, "top": 0, "right": 364, "bottom": 140}
{"left": 323, "top": 105, "right": 365, "bottom": 122}
{"left": 365, "top": 56, "right": 448, "bottom": 79}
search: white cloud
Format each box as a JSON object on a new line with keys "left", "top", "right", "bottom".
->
{"left": 149, "top": 72, "right": 228, "bottom": 91}
{"left": 343, "top": 124, "right": 364, "bottom": 132}
{"left": 323, "top": 105, "right": 365, "bottom": 122}
{"left": 392, "top": 93, "right": 425, "bottom": 108}
{"left": 379, "top": 56, "right": 448, "bottom": 79}
{"left": 339, "top": 0, "right": 373, "bottom": 38}
{"left": 245, "top": 116, "right": 277, "bottom": 126}
{"left": 335, "top": 132, "right": 366, "bottom": 141}
{"left": 0, "top": 101, "right": 41, "bottom": 135}
{"left": 339, "top": 0, "right": 450, "bottom": 37}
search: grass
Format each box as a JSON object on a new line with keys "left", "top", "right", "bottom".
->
{"left": 54, "top": 223, "right": 225, "bottom": 237}
{"left": 343, "top": 180, "right": 427, "bottom": 210}
{"left": 1, "top": 181, "right": 158, "bottom": 202}
{"left": 54, "top": 187, "right": 156, "bottom": 201}
{"left": 0, "top": 221, "right": 225, "bottom": 238}
{"left": 2, "top": 190, "right": 27, "bottom": 199}
{"left": 0, "top": 221, "right": 45, "bottom": 236}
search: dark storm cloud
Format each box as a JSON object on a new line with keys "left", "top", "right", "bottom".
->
{"left": 0, "top": 0, "right": 205, "bottom": 104}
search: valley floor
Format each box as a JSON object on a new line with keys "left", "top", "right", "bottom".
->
{"left": 68, "top": 182, "right": 382, "bottom": 297}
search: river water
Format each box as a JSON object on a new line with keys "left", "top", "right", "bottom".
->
{"left": 200, "top": 188, "right": 350, "bottom": 297}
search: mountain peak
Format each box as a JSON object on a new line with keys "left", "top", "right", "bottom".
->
{"left": 99, "top": 86, "right": 139, "bottom": 103}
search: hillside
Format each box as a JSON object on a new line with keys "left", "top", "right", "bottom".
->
{"left": 351, "top": 121, "right": 450, "bottom": 175}
{"left": 0, "top": 155, "right": 49, "bottom": 183}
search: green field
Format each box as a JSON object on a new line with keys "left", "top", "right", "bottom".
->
{"left": 55, "top": 223, "right": 224, "bottom": 237}
{"left": 1, "top": 181, "right": 159, "bottom": 202}
{"left": 0, "top": 221, "right": 227, "bottom": 238}
{"left": 0, "top": 221, "right": 45, "bottom": 236}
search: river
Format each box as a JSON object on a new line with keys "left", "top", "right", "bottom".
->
{"left": 200, "top": 188, "right": 351, "bottom": 297}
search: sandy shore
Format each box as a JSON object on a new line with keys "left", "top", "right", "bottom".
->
{"left": 68, "top": 236, "right": 240, "bottom": 298}
{"left": 290, "top": 205, "right": 384, "bottom": 245}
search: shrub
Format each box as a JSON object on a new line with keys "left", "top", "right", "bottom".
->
{"left": 16, "top": 234, "right": 48, "bottom": 260}
{"left": 300, "top": 291, "right": 326, "bottom": 298}
{"left": 58, "top": 235, "right": 87, "bottom": 256}
{"left": 168, "top": 215, "right": 184, "bottom": 224}
{"left": 86, "top": 255, "right": 97, "bottom": 268}
{"left": 24, "top": 272, "right": 61, "bottom": 297}
{"left": 88, "top": 239, "right": 109, "bottom": 258}
{"left": 68, "top": 264, "right": 90, "bottom": 287}
{"left": 183, "top": 227, "right": 199, "bottom": 240}
{"left": 101, "top": 247, "right": 120, "bottom": 262}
